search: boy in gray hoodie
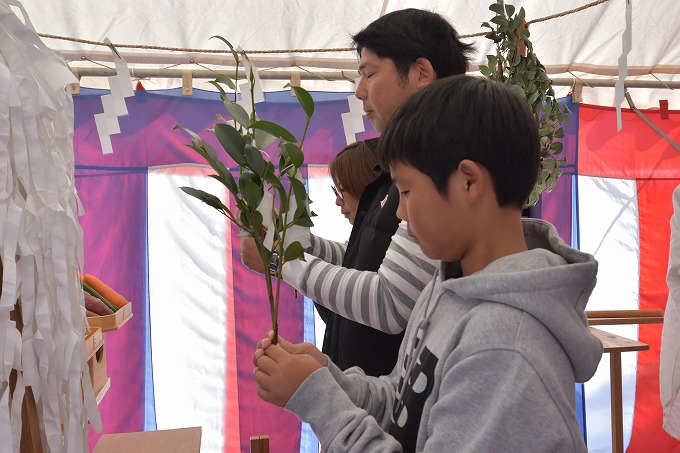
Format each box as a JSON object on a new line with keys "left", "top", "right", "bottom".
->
{"left": 253, "top": 75, "right": 604, "bottom": 452}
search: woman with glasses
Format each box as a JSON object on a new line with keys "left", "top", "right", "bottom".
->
{"left": 329, "top": 141, "right": 380, "bottom": 225}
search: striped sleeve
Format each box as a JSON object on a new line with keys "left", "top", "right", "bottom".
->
{"left": 282, "top": 221, "right": 437, "bottom": 334}
{"left": 307, "top": 232, "right": 346, "bottom": 265}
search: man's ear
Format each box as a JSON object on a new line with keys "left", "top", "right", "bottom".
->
{"left": 412, "top": 58, "right": 437, "bottom": 88}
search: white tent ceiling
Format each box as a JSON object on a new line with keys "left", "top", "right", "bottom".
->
{"left": 12, "top": 0, "right": 680, "bottom": 108}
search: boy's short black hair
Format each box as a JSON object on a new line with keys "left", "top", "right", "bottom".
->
{"left": 379, "top": 76, "right": 541, "bottom": 209}
{"left": 351, "top": 9, "right": 475, "bottom": 81}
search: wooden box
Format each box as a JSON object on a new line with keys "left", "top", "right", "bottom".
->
{"left": 87, "top": 333, "right": 108, "bottom": 397}
{"left": 87, "top": 301, "right": 133, "bottom": 332}
{"left": 85, "top": 326, "right": 103, "bottom": 360}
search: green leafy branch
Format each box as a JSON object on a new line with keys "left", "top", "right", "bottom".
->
{"left": 479, "top": 0, "right": 570, "bottom": 207}
{"left": 175, "top": 37, "right": 315, "bottom": 344}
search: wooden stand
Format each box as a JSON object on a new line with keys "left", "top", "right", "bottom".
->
{"left": 9, "top": 307, "right": 43, "bottom": 453}
{"left": 250, "top": 435, "right": 269, "bottom": 453}
{"left": 8, "top": 302, "right": 129, "bottom": 452}
{"left": 586, "top": 310, "right": 664, "bottom": 453}
{"left": 93, "top": 426, "right": 202, "bottom": 452}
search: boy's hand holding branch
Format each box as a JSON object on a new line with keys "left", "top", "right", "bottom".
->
{"left": 253, "top": 332, "right": 327, "bottom": 407}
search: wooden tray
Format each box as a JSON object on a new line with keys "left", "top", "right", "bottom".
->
{"left": 87, "top": 301, "right": 133, "bottom": 332}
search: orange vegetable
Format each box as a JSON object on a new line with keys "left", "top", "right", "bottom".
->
{"left": 82, "top": 274, "right": 128, "bottom": 309}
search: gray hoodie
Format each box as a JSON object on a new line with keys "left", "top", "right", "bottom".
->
{"left": 287, "top": 218, "right": 603, "bottom": 452}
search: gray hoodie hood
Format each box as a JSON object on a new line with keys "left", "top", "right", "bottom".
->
{"left": 438, "top": 218, "right": 602, "bottom": 382}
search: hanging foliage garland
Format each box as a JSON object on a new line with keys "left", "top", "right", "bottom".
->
{"left": 479, "top": 0, "right": 571, "bottom": 207}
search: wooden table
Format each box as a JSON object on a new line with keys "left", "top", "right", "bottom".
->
{"left": 589, "top": 327, "right": 649, "bottom": 453}
{"left": 93, "top": 426, "right": 202, "bottom": 452}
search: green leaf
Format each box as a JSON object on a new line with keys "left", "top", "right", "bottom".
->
{"left": 280, "top": 142, "right": 304, "bottom": 169}
{"left": 175, "top": 125, "right": 231, "bottom": 183}
{"left": 214, "top": 123, "right": 246, "bottom": 165}
{"left": 283, "top": 241, "right": 305, "bottom": 263}
{"left": 289, "top": 177, "right": 309, "bottom": 218}
{"left": 289, "top": 175, "right": 307, "bottom": 199}
{"left": 487, "top": 54, "right": 498, "bottom": 68}
{"left": 279, "top": 164, "right": 295, "bottom": 179}
{"left": 528, "top": 89, "right": 539, "bottom": 106}
{"left": 214, "top": 73, "right": 236, "bottom": 91}
{"left": 512, "top": 51, "right": 521, "bottom": 66}
{"left": 248, "top": 210, "right": 264, "bottom": 238}
{"left": 239, "top": 173, "right": 264, "bottom": 211}
{"left": 251, "top": 120, "right": 297, "bottom": 143}
{"left": 489, "top": 1, "right": 504, "bottom": 15}
{"left": 209, "top": 81, "right": 228, "bottom": 100}
{"left": 210, "top": 35, "right": 240, "bottom": 65}
{"left": 208, "top": 173, "right": 237, "bottom": 196}
{"left": 511, "top": 15, "right": 524, "bottom": 32}
{"left": 244, "top": 144, "right": 266, "bottom": 176}
{"left": 518, "top": 7, "right": 526, "bottom": 24}
{"left": 509, "top": 84, "right": 525, "bottom": 98}
{"left": 239, "top": 209, "right": 249, "bottom": 226}
{"left": 539, "top": 124, "right": 553, "bottom": 136}
{"left": 527, "top": 188, "right": 539, "bottom": 208}
{"left": 263, "top": 161, "right": 275, "bottom": 177}
{"left": 174, "top": 124, "right": 202, "bottom": 144}
{"left": 505, "top": 3, "right": 515, "bottom": 16}
{"left": 290, "top": 86, "right": 314, "bottom": 118}
{"left": 551, "top": 141, "right": 564, "bottom": 153}
{"left": 224, "top": 101, "right": 251, "bottom": 129}
{"left": 255, "top": 128, "right": 277, "bottom": 151}
{"left": 293, "top": 215, "right": 314, "bottom": 228}
{"left": 180, "top": 187, "right": 228, "bottom": 215}
{"left": 479, "top": 65, "right": 494, "bottom": 78}
{"left": 238, "top": 171, "right": 259, "bottom": 194}
{"left": 263, "top": 172, "right": 286, "bottom": 197}
{"left": 490, "top": 15, "right": 508, "bottom": 26}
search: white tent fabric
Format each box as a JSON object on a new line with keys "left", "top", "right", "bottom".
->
{"left": 5, "top": 1, "right": 679, "bottom": 451}
{"left": 12, "top": 0, "right": 680, "bottom": 109}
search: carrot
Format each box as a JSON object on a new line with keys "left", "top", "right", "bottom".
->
{"left": 83, "top": 274, "right": 128, "bottom": 309}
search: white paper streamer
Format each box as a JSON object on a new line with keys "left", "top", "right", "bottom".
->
{"left": 341, "top": 85, "right": 366, "bottom": 145}
{"left": 95, "top": 39, "right": 134, "bottom": 154}
{"left": 242, "top": 60, "right": 265, "bottom": 104}
{"left": 236, "top": 55, "right": 265, "bottom": 115}
{"left": 614, "top": 0, "right": 632, "bottom": 131}
{"left": 0, "top": 2, "right": 101, "bottom": 452}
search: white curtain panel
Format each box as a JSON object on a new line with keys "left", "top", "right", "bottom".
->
{"left": 579, "top": 175, "right": 640, "bottom": 452}
{"left": 148, "top": 166, "right": 230, "bottom": 453}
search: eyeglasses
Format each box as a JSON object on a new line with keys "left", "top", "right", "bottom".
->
{"left": 331, "top": 185, "right": 346, "bottom": 200}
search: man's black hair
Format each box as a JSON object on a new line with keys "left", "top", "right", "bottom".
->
{"left": 351, "top": 8, "right": 475, "bottom": 80}
{"left": 379, "top": 76, "right": 541, "bottom": 208}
